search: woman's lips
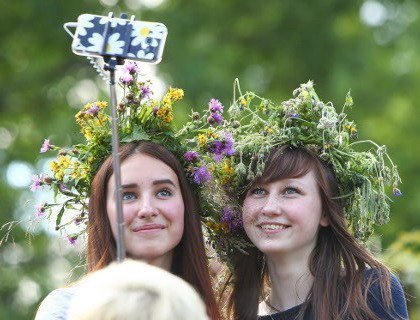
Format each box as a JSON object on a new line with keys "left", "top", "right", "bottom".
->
{"left": 258, "top": 223, "right": 291, "bottom": 232}
{"left": 132, "top": 224, "right": 166, "bottom": 233}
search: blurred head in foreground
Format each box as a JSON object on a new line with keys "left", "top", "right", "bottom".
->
{"left": 67, "top": 259, "right": 209, "bottom": 320}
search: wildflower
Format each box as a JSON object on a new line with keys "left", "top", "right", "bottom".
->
{"left": 68, "top": 236, "right": 77, "bottom": 245}
{"left": 140, "top": 85, "right": 152, "bottom": 99}
{"left": 30, "top": 174, "right": 43, "bottom": 191}
{"left": 208, "top": 98, "right": 224, "bottom": 113}
{"left": 290, "top": 113, "right": 299, "bottom": 119}
{"left": 208, "top": 112, "right": 223, "bottom": 125}
{"left": 123, "top": 61, "right": 139, "bottom": 74}
{"left": 220, "top": 207, "right": 242, "bottom": 231}
{"left": 40, "top": 139, "right": 53, "bottom": 153}
{"left": 184, "top": 151, "right": 200, "bottom": 163}
{"left": 152, "top": 107, "right": 159, "bottom": 115}
{"left": 192, "top": 166, "right": 212, "bottom": 185}
{"left": 120, "top": 73, "right": 133, "bottom": 85}
{"left": 393, "top": 187, "right": 403, "bottom": 197}
{"left": 192, "top": 112, "right": 200, "bottom": 120}
{"left": 156, "top": 106, "right": 174, "bottom": 123}
{"left": 231, "top": 120, "right": 240, "bottom": 129}
{"left": 85, "top": 103, "right": 100, "bottom": 116}
{"left": 209, "top": 132, "right": 235, "bottom": 161}
{"left": 166, "top": 87, "right": 184, "bottom": 102}
{"left": 35, "top": 203, "right": 47, "bottom": 217}
{"left": 197, "top": 134, "right": 208, "bottom": 148}
{"left": 59, "top": 183, "right": 71, "bottom": 193}
{"left": 50, "top": 155, "right": 71, "bottom": 181}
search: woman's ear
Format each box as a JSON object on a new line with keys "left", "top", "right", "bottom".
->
{"left": 319, "top": 213, "right": 329, "bottom": 227}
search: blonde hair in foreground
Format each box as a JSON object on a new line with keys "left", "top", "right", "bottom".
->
{"left": 67, "top": 260, "right": 209, "bottom": 320}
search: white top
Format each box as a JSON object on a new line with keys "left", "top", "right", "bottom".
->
{"left": 35, "top": 286, "right": 77, "bottom": 320}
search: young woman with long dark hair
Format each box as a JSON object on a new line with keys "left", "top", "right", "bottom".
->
{"left": 35, "top": 141, "right": 220, "bottom": 319}
{"left": 181, "top": 80, "right": 408, "bottom": 319}
{"left": 34, "top": 68, "right": 220, "bottom": 319}
{"left": 228, "top": 145, "right": 408, "bottom": 319}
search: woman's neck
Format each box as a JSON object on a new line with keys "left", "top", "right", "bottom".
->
{"left": 265, "top": 250, "right": 314, "bottom": 312}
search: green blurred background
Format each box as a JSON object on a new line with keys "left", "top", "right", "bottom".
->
{"left": 1, "top": 0, "right": 419, "bottom": 318}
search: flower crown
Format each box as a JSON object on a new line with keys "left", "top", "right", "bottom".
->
{"left": 31, "top": 62, "right": 186, "bottom": 243}
{"left": 179, "top": 79, "right": 402, "bottom": 263}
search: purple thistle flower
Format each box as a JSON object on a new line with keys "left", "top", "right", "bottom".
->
{"left": 85, "top": 104, "right": 100, "bottom": 116}
{"left": 152, "top": 107, "right": 159, "bottom": 115}
{"left": 123, "top": 61, "right": 140, "bottom": 74}
{"left": 223, "top": 132, "right": 235, "bottom": 156}
{"left": 221, "top": 207, "right": 243, "bottom": 232}
{"left": 192, "top": 166, "right": 212, "bottom": 185}
{"left": 208, "top": 98, "right": 224, "bottom": 113}
{"left": 34, "top": 203, "right": 47, "bottom": 217}
{"left": 393, "top": 187, "right": 403, "bottom": 197}
{"left": 59, "top": 183, "right": 71, "bottom": 193}
{"left": 208, "top": 132, "right": 236, "bottom": 161}
{"left": 67, "top": 236, "right": 78, "bottom": 245}
{"left": 140, "top": 85, "right": 153, "bottom": 99}
{"left": 119, "top": 73, "right": 133, "bottom": 85}
{"left": 208, "top": 112, "right": 223, "bottom": 125}
{"left": 29, "top": 174, "right": 43, "bottom": 191}
{"left": 184, "top": 151, "right": 200, "bottom": 163}
{"left": 40, "top": 139, "right": 52, "bottom": 153}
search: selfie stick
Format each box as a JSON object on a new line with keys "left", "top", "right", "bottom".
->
{"left": 63, "top": 12, "right": 137, "bottom": 262}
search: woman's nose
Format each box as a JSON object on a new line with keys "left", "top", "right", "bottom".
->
{"left": 137, "top": 197, "right": 158, "bottom": 219}
{"left": 261, "top": 194, "right": 282, "bottom": 217}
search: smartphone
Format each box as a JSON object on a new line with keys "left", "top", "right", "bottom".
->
{"left": 65, "top": 14, "right": 168, "bottom": 64}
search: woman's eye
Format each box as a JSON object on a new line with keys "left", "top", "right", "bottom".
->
{"left": 250, "top": 187, "right": 267, "bottom": 196}
{"left": 157, "top": 189, "right": 172, "bottom": 197}
{"left": 283, "top": 187, "right": 299, "bottom": 195}
{"left": 122, "top": 192, "right": 136, "bottom": 201}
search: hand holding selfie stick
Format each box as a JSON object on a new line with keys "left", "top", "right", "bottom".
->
{"left": 64, "top": 12, "right": 168, "bottom": 262}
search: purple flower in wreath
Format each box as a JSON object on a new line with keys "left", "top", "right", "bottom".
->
{"left": 393, "top": 187, "right": 403, "bottom": 197}
{"left": 30, "top": 174, "right": 43, "bottom": 191}
{"left": 123, "top": 61, "right": 140, "bottom": 74}
{"left": 209, "top": 132, "right": 236, "bottom": 161}
{"left": 184, "top": 151, "right": 199, "bottom": 163}
{"left": 119, "top": 73, "right": 133, "bottom": 85}
{"left": 208, "top": 98, "right": 224, "bottom": 113}
{"left": 192, "top": 166, "right": 212, "bottom": 185}
{"left": 140, "top": 85, "right": 152, "bottom": 99}
{"left": 34, "top": 203, "right": 47, "bottom": 217}
{"left": 221, "top": 207, "right": 243, "bottom": 231}
{"left": 85, "top": 103, "right": 100, "bottom": 116}
{"left": 40, "top": 139, "right": 53, "bottom": 153}
{"left": 67, "top": 236, "right": 78, "bottom": 245}
{"left": 208, "top": 112, "right": 223, "bottom": 125}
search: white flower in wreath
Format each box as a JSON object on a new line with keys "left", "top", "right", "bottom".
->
{"left": 317, "top": 108, "right": 338, "bottom": 129}
{"left": 77, "top": 15, "right": 95, "bottom": 36}
{"left": 86, "top": 33, "right": 124, "bottom": 55}
{"left": 130, "top": 24, "right": 165, "bottom": 49}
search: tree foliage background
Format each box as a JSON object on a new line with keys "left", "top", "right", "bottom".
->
{"left": 1, "top": 0, "right": 419, "bottom": 318}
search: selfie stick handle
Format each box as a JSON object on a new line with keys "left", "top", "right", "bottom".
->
{"left": 105, "top": 59, "right": 126, "bottom": 262}
{"left": 102, "top": 12, "right": 131, "bottom": 262}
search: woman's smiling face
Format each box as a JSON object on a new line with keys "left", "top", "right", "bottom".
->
{"left": 242, "top": 169, "right": 328, "bottom": 257}
{"left": 106, "top": 153, "right": 184, "bottom": 270}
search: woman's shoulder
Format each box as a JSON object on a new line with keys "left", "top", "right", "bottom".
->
{"left": 364, "top": 268, "right": 409, "bottom": 319}
{"left": 34, "top": 286, "right": 78, "bottom": 320}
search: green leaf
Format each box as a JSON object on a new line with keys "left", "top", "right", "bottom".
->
{"left": 121, "top": 127, "right": 151, "bottom": 143}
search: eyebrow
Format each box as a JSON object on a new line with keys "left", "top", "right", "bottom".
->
{"left": 121, "top": 179, "right": 176, "bottom": 189}
{"left": 153, "top": 179, "right": 176, "bottom": 187}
